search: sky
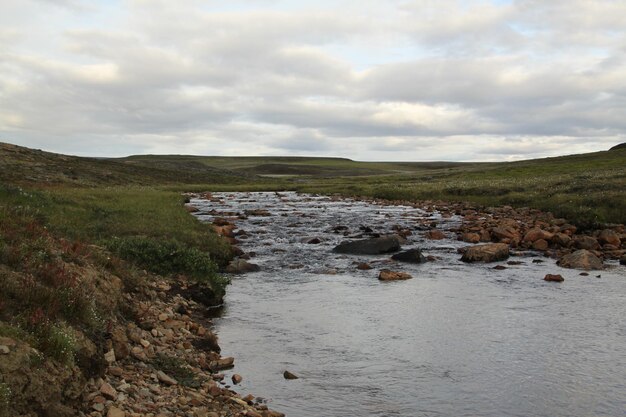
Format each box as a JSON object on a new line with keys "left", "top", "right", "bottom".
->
{"left": 0, "top": 0, "right": 625, "bottom": 161}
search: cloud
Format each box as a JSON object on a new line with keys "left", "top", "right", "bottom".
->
{"left": 0, "top": 0, "right": 624, "bottom": 161}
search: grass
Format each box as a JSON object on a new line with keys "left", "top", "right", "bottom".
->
{"left": 0, "top": 182, "right": 231, "bottom": 368}
{"left": 152, "top": 353, "right": 202, "bottom": 388}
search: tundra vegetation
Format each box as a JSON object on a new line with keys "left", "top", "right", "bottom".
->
{"left": 0, "top": 141, "right": 624, "bottom": 415}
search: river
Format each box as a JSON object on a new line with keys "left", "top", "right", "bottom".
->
{"left": 191, "top": 192, "right": 626, "bottom": 417}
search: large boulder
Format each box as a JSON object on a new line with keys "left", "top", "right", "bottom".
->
{"left": 460, "top": 243, "right": 510, "bottom": 263}
{"left": 557, "top": 249, "right": 603, "bottom": 270}
{"left": 333, "top": 235, "right": 402, "bottom": 255}
{"left": 391, "top": 248, "right": 426, "bottom": 263}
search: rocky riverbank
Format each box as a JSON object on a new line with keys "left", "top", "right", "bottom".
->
{"left": 74, "top": 274, "right": 285, "bottom": 417}
{"left": 199, "top": 193, "right": 624, "bottom": 274}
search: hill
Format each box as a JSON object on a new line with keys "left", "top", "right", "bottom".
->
{"left": 0, "top": 142, "right": 249, "bottom": 186}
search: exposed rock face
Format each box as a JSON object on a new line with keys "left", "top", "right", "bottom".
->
{"left": 378, "top": 269, "right": 413, "bottom": 281}
{"left": 333, "top": 235, "right": 402, "bottom": 255}
{"left": 391, "top": 248, "right": 426, "bottom": 263}
{"left": 460, "top": 243, "right": 510, "bottom": 263}
{"left": 558, "top": 249, "right": 603, "bottom": 270}
{"left": 225, "top": 259, "right": 261, "bottom": 274}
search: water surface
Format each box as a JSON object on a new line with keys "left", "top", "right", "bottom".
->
{"left": 192, "top": 192, "right": 626, "bottom": 417}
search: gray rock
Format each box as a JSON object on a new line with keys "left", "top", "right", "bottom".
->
{"left": 391, "top": 248, "right": 426, "bottom": 263}
{"left": 558, "top": 249, "right": 603, "bottom": 270}
{"left": 333, "top": 235, "right": 402, "bottom": 255}
{"left": 225, "top": 259, "right": 260, "bottom": 274}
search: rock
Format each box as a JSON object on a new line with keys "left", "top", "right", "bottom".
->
{"left": 100, "top": 382, "right": 117, "bottom": 400}
{"left": 462, "top": 233, "right": 480, "bottom": 243}
{"left": 621, "top": 255, "right": 626, "bottom": 266}
{"left": 283, "top": 370, "right": 299, "bottom": 380}
{"left": 558, "top": 249, "right": 603, "bottom": 270}
{"left": 491, "top": 227, "right": 519, "bottom": 242}
{"left": 332, "top": 235, "right": 402, "bottom": 255}
{"left": 156, "top": 370, "right": 178, "bottom": 386}
{"left": 305, "top": 237, "right": 321, "bottom": 244}
{"left": 460, "top": 243, "right": 510, "bottom": 263}
{"left": 231, "top": 374, "right": 243, "bottom": 384}
{"left": 391, "top": 248, "right": 426, "bottom": 263}
{"left": 110, "top": 327, "right": 129, "bottom": 360}
{"left": 552, "top": 233, "right": 572, "bottom": 247}
{"left": 598, "top": 229, "right": 621, "bottom": 247}
{"left": 104, "top": 349, "right": 116, "bottom": 364}
{"left": 214, "top": 357, "right": 235, "bottom": 370}
{"left": 544, "top": 274, "right": 564, "bottom": 282}
{"left": 575, "top": 236, "right": 600, "bottom": 250}
{"left": 532, "top": 239, "right": 549, "bottom": 251}
{"left": 378, "top": 269, "right": 413, "bottom": 281}
{"left": 226, "top": 259, "right": 261, "bottom": 274}
{"left": 426, "top": 229, "right": 445, "bottom": 240}
{"left": 356, "top": 263, "right": 372, "bottom": 270}
{"left": 523, "top": 228, "right": 554, "bottom": 243}
{"left": 0, "top": 345, "right": 9, "bottom": 354}
{"left": 0, "top": 337, "right": 16, "bottom": 346}
{"left": 107, "top": 406, "right": 126, "bottom": 417}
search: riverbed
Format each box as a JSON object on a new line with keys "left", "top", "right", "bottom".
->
{"left": 191, "top": 192, "right": 626, "bottom": 417}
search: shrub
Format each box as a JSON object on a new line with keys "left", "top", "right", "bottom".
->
{"left": 0, "top": 383, "right": 11, "bottom": 416}
{"left": 152, "top": 353, "right": 201, "bottom": 388}
{"left": 105, "top": 236, "right": 228, "bottom": 293}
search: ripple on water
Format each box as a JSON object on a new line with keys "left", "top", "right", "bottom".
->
{"left": 192, "top": 192, "right": 626, "bottom": 417}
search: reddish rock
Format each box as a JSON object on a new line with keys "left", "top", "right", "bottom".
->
{"left": 231, "top": 374, "right": 243, "bottom": 385}
{"left": 552, "top": 233, "right": 572, "bottom": 247}
{"left": 426, "top": 229, "right": 445, "bottom": 240}
{"left": 356, "top": 263, "right": 372, "bottom": 270}
{"left": 598, "top": 229, "right": 621, "bottom": 247}
{"left": 107, "top": 407, "right": 126, "bottom": 417}
{"left": 575, "top": 236, "right": 600, "bottom": 251}
{"left": 523, "top": 228, "right": 554, "bottom": 243}
{"left": 460, "top": 243, "right": 510, "bottom": 263}
{"left": 544, "top": 274, "right": 564, "bottom": 282}
{"left": 378, "top": 269, "right": 413, "bottom": 281}
{"left": 558, "top": 249, "right": 603, "bottom": 270}
{"left": 491, "top": 227, "right": 519, "bottom": 243}
{"left": 532, "top": 239, "right": 549, "bottom": 251}
{"left": 100, "top": 383, "right": 117, "bottom": 400}
{"left": 462, "top": 233, "right": 480, "bottom": 243}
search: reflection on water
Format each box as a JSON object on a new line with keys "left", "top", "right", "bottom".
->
{"left": 192, "top": 192, "right": 626, "bottom": 417}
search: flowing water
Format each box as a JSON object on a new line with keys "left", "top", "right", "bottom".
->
{"left": 191, "top": 192, "right": 626, "bottom": 417}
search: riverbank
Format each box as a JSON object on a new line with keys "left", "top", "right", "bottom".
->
{"left": 0, "top": 185, "right": 284, "bottom": 417}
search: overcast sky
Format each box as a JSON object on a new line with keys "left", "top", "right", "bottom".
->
{"left": 1, "top": 0, "right": 625, "bottom": 161}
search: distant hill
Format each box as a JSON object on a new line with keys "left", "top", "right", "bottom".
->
{"left": 0, "top": 143, "right": 249, "bottom": 186}
{"left": 610, "top": 142, "right": 626, "bottom": 150}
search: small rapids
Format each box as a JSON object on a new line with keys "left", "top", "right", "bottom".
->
{"left": 191, "top": 192, "right": 626, "bottom": 417}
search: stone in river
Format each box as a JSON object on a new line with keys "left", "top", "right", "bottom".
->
{"left": 333, "top": 235, "right": 402, "bottom": 255}
{"left": 391, "top": 248, "right": 426, "bottom": 264}
{"left": 225, "top": 259, "right": 261, "bottom": 274}
{"left": 557, "top": 249, "right": 603, "bottom": 270}
{"left": 283, "top": 370, "right": 299, "bottom": 380}
{"left": 378, "top": 269, "right": 413, "bottom": 281}
{"left": 460, "top": 243, "right": 510, "bottom": 263}
{"left": 544, "top": 274, "right": 564, "bottom": 282}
